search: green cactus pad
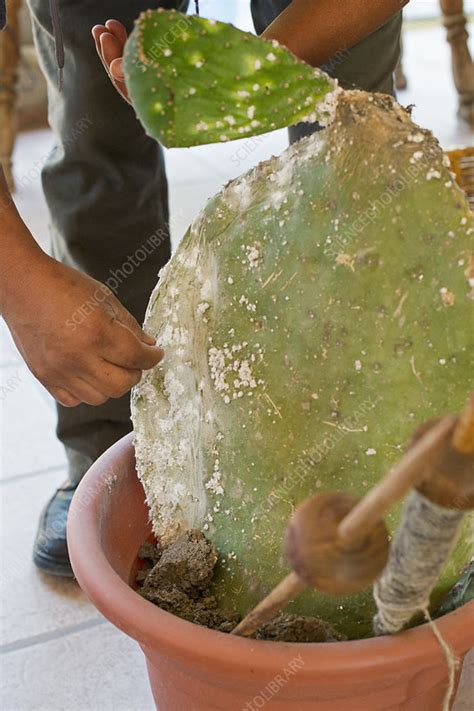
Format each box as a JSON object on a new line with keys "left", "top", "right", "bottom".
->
{"left": 123, "top": 9, "right": 339, "bottom": 147}
{"left": 434, "top": 560, "right": 474, "bottom": 617}
{"left": 132, "top": 91, "right": 474, "bottom": 639}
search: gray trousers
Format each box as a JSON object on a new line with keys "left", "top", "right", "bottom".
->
{"left": 27, "top": 0, "right": 400, "bottom": 484}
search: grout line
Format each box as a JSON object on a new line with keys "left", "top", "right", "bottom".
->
{"left": 0, "top": 463, "right": 67, "bottom": 486}
{"left": 0, "top": 617, "right": 106, "bottom": 655}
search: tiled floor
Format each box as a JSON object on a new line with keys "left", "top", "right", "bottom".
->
{"left": 1, "top": 14, "right": 473, "bottom": 711}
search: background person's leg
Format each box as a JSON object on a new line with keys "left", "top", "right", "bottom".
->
{"left": 26, "top": 0, "right": 188, "bottom": 574}
{"left": 251, "top": 0, "right": 402, "bottom": 143}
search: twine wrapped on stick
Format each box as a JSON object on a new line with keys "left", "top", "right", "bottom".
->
{"left": 374, "top": 395, "right": 474, "bottom": 636}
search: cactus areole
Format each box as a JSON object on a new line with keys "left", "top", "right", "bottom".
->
{"left": 127, "top": 11, "right": 473, "bottom": 638}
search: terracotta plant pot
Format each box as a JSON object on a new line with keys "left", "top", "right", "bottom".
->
{"left": 67, "top": 434, "right": 474, "bottom": 711}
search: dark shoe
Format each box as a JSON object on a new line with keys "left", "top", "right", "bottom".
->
{"left": 33, "top": 481, "right": 77, "bottom": 577}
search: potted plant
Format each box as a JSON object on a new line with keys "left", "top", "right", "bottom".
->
{"left": 68, "top": 10, "right": 473, "bottom": 710}
{"left": 67, "top": 434, "right": 473, "bottom": 710}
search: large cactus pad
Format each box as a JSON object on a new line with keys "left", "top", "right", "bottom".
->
{"left": 132, "top": 90, "right": 473, "bottom": 638}
{"left": 123, "top": 9, "right": 339, "bottom": 147}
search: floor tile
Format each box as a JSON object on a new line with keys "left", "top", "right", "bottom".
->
{"left": 0, "top": 468, "right": 100, "bottom": 648}
{"left": 0, "top": 622, "right": 154, "bottom": 711}
{"left": 0, "top": 364, "right": 66, "bottom": 480}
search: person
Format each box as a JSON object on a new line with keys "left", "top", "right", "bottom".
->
{"left": 0, "top": 0, "right": 407, "bottom": 577}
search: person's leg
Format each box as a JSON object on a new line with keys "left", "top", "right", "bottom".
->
{"left": 28, "top": 0, "right": 188, "bottom": 575}
{"left": 251, "top": 0, "right": 402, "bottom": 143}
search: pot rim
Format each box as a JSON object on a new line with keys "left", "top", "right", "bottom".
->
{"left": 68, "top": 433, "right": 474, "bottom": 678}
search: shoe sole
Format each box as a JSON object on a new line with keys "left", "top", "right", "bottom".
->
{"left": 33, "top": 548, "right": 75, "bottom": 578}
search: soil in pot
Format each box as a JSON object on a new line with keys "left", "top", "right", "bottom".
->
{"left": 136, "top": 530, "right": 346, "bottom": 643}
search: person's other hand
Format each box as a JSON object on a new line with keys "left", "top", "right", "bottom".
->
{"left": 92, "top": 20, "right": 130, "bottom": 103}
{"left": 3, "top": 255, "right": 163, "bottom": 407}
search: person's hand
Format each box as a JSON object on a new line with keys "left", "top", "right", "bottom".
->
{"left": 92, "top": 20, "right": 130, "bottom": 103}
{"left": 3, "top": 254, "right": 163, "bottom": 407}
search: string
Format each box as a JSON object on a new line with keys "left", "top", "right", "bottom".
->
{"left": 373, "top": 492, "right": 464, "bottom": 635}
{"left": 422, "top": 607, "right": 459, "bottom": 711}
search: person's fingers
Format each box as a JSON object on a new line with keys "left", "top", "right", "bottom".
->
{"left": 92, "top": 25, "right": 116, "bottom": 79}
{"left": 91, "top": 25, "right": 107, "bottom": 62}
{"left": 102, "top": 321, "right": 164, "bottom": 371}
{"left": 91, "top": 25, "right": 106, "bottom": 43}
{"left": 109, "top": 57, "right": 125, "bottom": 83}
{"left": 99, "top": 37, "right": 130, "bottom": 101}
{"left": 105, "top": 19, "right": 128, "bottom": 47}
{"left": 79, "top": 360, "right": 142, "bottom": 399}
{"left": 99, "top": 32, "right": 123, "bottom": 69}
{"left": 139, "top": 329, "right": 157, "bottom": 346}
{"left": 49, "top": 386, "right": 81, "bottom": 408}
{"left": 108, "top": 299, "right": 157, "bottom": 345}
{"left": 91, "top": 24, "right": 106, "bottom": 44}
{"left": 65, "top": 378, "right": 109, "bottom": 406}
{"left": 109, "top": 58, "right": 130, "bottom": 102}
{"left": 91, "top": 24, "right": 130, "bottom": 102}
{"left": 119, "top": 313, "right": 156, "bottom": 344}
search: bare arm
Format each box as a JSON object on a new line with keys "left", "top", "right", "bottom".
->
{"left": 0, "top": 168, "right": 47, "bottom": 313}
{"left": 0, "top": 167, "right": 163, "bottom": 406}
{"left": 261, "top": 0, "right": 409, "bottom": 66}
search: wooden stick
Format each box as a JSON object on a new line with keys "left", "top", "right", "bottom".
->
{"left": 452, "top": 394, "right": 474, "bottom": 454}
{"left": 337, "top": 415, "right": 456, "bottom": 544}
{"left": 230, "top": 572, "right": 306, "bottom": 637}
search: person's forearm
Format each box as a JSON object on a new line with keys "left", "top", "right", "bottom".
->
{"left": 0, "top": 167, "right": 50, "bottom": 315}
{"left": 261, "top": 0, "right": 409, "bottom": 67}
